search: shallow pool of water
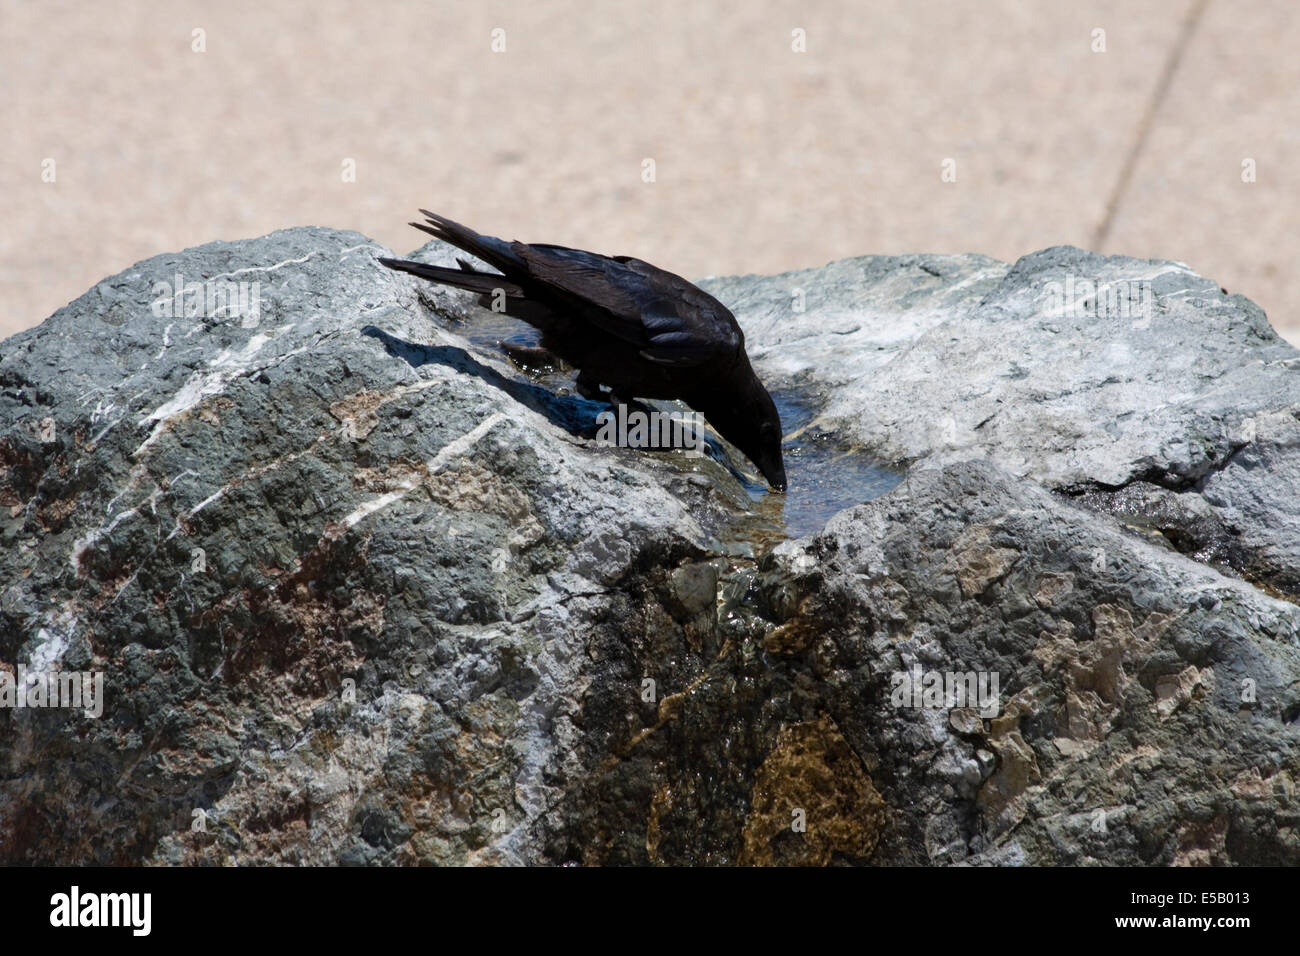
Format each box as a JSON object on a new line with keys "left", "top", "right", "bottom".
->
{"left": 451, "top": 314, "right": 901, "bottom": 545}
{"left": 761, "top": 389, "right": 901, "bottom": 539}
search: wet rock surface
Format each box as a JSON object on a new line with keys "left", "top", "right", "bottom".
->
{"left": 1, "top": 229, "right": 1297, "bottom": 864}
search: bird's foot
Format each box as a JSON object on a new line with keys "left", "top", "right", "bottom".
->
{"left": 573, "top": 375, "right": 654, "bottom": 423}
{"left": 608, "top": 391, "right": 655, "bottom": 421}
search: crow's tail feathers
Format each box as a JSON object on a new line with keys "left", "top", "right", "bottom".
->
{"left": 377, "top": 256, "right": 524, "bottom": 297}
{"left": 379, "top": 209, "right": 531, "bottom": 296}
{"left": 406, "top": 210, "right": 527, "bottom": 276}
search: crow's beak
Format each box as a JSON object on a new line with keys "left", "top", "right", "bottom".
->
{"left": 758, "top": 454, "right": 787, "bottom": 493}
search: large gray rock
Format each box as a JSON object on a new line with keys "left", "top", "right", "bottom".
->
{"left": 1, "top": 230, "right": 1296, "bottom": 865}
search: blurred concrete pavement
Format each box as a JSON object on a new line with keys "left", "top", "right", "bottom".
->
{"left": 2, "top": 0, "right": 1296, "bottom": 342}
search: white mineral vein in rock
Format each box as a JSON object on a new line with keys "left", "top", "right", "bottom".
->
{"left": 340, "top": 412, "right": 508, "bottom": 530}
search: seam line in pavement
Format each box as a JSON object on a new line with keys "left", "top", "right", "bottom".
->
{"left": 1092, "top": 0, "right": 1210, "bottom": 250}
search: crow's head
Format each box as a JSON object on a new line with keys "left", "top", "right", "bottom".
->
{"left": 704, "top": 372, "right": 786, "bottom": 492}
{"left": 748, "top": 387, "right": 788, "bottom": 492}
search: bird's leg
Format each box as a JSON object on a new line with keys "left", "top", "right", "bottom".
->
{"left": 574, "top": 369, "right": 608, "bottom": 402}
{"left": 501, "top": 343, "right": 562, "bottom": 377}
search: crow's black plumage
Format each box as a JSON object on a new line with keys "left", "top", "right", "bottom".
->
{"left": 379, "top": 211, "right": 786, "bottom": 490}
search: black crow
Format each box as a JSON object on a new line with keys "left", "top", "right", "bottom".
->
{"left": 378, "top": 211, "right": 786, "bottom": 491}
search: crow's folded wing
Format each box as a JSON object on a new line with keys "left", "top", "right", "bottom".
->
{"left": 511, "top": 243, "right": 743, "bottom": 367}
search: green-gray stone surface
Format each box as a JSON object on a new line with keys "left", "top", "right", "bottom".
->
{"left": 2, "top": 228, "right": 1297, "bottom": 864}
